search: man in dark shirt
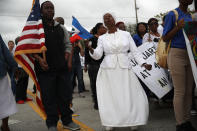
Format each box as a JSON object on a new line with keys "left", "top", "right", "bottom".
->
{"left": 71, "top": 40, "right": 86, "bottom": 97}
{"left": 85, "top": 23, "right": 106, "bottom": 109}
{"left": 33, "top": 1, "right": 79, "bottom": 131}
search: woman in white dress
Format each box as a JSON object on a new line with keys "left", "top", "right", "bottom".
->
{"left": 0, "top": 35, "right": 18, "bottom": 131}
{"left": 87, "top": 13, "right": 152, "bottom": 130}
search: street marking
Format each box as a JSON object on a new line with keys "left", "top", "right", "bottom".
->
{"left": 8, "top": 120, "right": 21, "bottom": 125}
{"left": 27, "top": 90, "right": 95, "bottom": 131}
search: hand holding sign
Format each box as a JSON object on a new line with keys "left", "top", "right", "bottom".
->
{"left": 129, "top": 42, "right": 172, "bottom": 98}
{"left": 143, "top": 63, "right": 152, "bottom": 71}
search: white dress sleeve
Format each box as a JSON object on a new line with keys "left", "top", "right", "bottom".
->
{"left": 128, "top": 34, "right": 146, "bottom": 66}
{"left": 89, "top": 37, "right": 104, "bottom": 60}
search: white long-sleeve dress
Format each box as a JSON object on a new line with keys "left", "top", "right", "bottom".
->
{"left": 0, "top": 75, "right": 17, "bottom": 119}
{"left": 90, "top": 29, "right": 149, "bottom": 127}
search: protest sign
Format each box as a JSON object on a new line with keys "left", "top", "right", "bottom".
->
{"left": 129, "top": 42, "right": 172, "bottom": 99}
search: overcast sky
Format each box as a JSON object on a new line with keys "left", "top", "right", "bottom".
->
{"left": 0, "top": 0, "right": 194, "bottom": 43}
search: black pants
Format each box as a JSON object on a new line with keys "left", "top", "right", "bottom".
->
{"left": 88, "top": 65, "right": 99, "bottom": 105}
{"left": 138, "top": 78, "right": 151, "bottom": 97}
{"left": 37, "top": 70, "right": 72, "bottom": 128}
{"left": 15, "top": 68, "right": 29, "bottom": 101}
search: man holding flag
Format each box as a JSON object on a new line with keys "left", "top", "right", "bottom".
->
{"left": 14, "top": 0, "right": 80, "bottom": 131}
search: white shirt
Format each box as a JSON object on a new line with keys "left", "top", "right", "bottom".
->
{"left": 90, "top": 30, "right": 146, "bottom": 69}
{"left": 157, "top": 25, "right": 164, "bottom": 36}
{"left": 142, "top": 32, "right": 161, "bottom": 44}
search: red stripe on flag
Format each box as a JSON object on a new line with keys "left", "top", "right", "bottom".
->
{"left": 26, "top": 54, "right": 35, "bottom": 65}
{"left": 15, "top": 43, "right": 45, "bottom": 51}
{"left": 19, "top": 33, "right": 45, "bottom": 42}
{"left": 16, "top": 54, "right": 41, "bottom": 91}
{"left": 23, "top": 24, "right": 43, "bottom": 32}
{"left": 15, "top": 55, "right": 38, "bottom": 86}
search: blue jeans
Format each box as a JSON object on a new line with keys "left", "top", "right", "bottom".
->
{"left": 71, "top": 64, "right": 85, "bottom": 93}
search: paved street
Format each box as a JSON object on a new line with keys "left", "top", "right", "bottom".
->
{"left": 1, "top": 72, "right": 197, "bottom": 131}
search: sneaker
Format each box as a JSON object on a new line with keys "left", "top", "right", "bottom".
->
{"left": 63, "top": 122, "right": 80, "bottom": 130}
{"left": 176, "top": 122, "right": 196, "bottom": 131}
{"left": 185, "top": 121, "right": 196, "bottom": 131}
{"left": 17, "top": 100, "right": 25, "bottom": 104}
{"left": 26, "top": 98, "right": 33, "bottom": 102}
{"left": 191, "top": 109, "right": 197, "bottom": 116}
{"left": 176, "top": 124, "right": 186, "bottom": 131}
{"left": 48, "top": 126, "right": 57, "bottom": 131}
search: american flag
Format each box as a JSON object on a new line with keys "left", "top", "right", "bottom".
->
{"left": 14, "top": 0, "right": 46, "bottom": 113}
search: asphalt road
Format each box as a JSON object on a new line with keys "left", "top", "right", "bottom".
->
{"left": 1, "top": 72, "right": 197, "bottom": 131}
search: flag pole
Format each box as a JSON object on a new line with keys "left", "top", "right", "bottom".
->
{"left": 134, "top": 0, "right": 139, "bottom": 24}
{"left": 31, "top": 0, "right": 35, "bottom": 10}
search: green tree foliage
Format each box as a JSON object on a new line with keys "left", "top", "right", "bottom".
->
{"left": 154, "top": 12, "right": 167, "bottom": 22}
{"left": 126, "top": 23, "right": 137, "bottom": 36}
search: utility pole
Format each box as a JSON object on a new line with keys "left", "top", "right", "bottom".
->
{"left": 134, "top": 0, "right": 139, "bottom": 24}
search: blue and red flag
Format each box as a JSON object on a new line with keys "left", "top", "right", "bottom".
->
{"left": 70, "top": 16, "right": 93, "bottom": 43}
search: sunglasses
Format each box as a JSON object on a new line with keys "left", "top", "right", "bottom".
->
{"left": 150, "top": 22, "right": 158, "bottom": 26}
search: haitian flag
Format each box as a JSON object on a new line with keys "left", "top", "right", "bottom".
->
{"left": 70, "top": 16, "right": 93, "bottom": 43}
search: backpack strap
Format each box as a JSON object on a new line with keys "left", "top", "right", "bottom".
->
{"left": 190, "top": 13, "right": 194, "bottom": 21}
{"left": 166, "top": 10, "right": 179, "bottom": 53}
{"left": 172, "top": 9, "right": 179, "bottom": 26}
